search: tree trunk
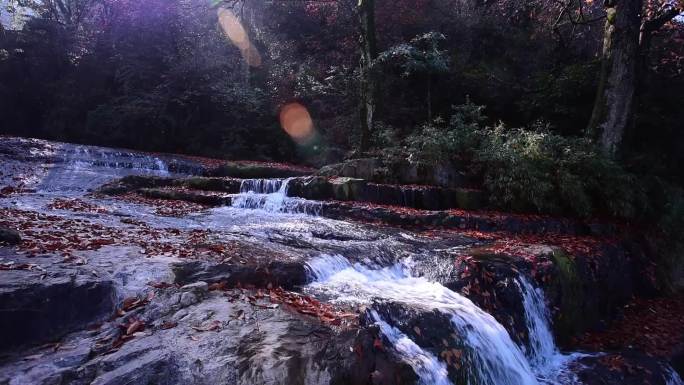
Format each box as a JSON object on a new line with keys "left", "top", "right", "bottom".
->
{"left": 427, "top": 73, "right": 432, "bottom": 122}
{"left": 587, "top": 0, "right": 642, "bottom": 158}
{"left": 358, "top": 0, "right": 377, "bottom": 153}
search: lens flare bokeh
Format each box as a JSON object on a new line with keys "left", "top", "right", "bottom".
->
{"left": 217, "top": 7, "right": 261, "bottom": 67}
{"left": 279, "top": 103, "right": 316, "bottom": 145}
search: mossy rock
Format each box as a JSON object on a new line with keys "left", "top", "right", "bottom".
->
{"left": 549, "top": 248, "right": 587, "bottom": 344}
{"left": 138, "top": 188, "right": 230, "bottom": 206}
{"left": 97, "top": 175, "right": 176, "bottom": 195}
{"left": 453, "top": 189, "right": 484, "bottom": 210}
{"left": 176, "top": 177, "right": 241, "bottom": 193}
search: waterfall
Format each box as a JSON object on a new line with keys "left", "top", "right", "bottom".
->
{"left": 666, "top": 368, "right": 684, "bottom": 385}
{"left": 305, "top": 254, "right": 539, "bottom": 385}
{"left": 370, "top": 310, "right": 451, "bottom": 385}
{"left": 231, "top": 178, "right": 322, "bottom": 215}
{"left": 35, "top": 144, "right": 171, "bottom": 193}
{"left": 516, "top": 277, "right": 583, "bottom": 384}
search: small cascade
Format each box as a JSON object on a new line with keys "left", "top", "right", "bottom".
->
{"left": 666, "top": 368, "right": 684, "bottom": 385}
{"left": 31, "top": 144, "right": 172, "bottom": 193}
{"left": 516, "top": 277, "right": 583, "bottom": 384}
{"left": 370, "top": 310, "right": 451, "bottom": 385}
{"left": 305, "top": 254, "right": 540, "bottom": 385}
{"left": 231, "top": 178, "right": 322, "bottom": 215}
{"left": 517, "top": 277, "right": 559, "bottom": 368}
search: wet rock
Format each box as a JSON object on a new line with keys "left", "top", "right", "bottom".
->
{"left": 207, "top": 163, "right": 312, "bottom": 179}
{"left": 174, "top": 177, "right": 241, "bottom": 193}
{"left": 0, "top": 269, "right": 117, "bottom": 352}
{"left": 0, "top": 227, "right": 21, "bottom": 244}
{"left": 446, "top": 253, "right": 532, "bottom": 349}
{"left": 172, "top": 260, "right": 308, "bottom": 290}
{"left": 287, "top": 176, "right": 333, "bottom": 200}
{"left": 318, "top": 158, "right": 381, "bottom": 181}
{"left": 330, "top": 177, "right": 367, "bottom": 201}
{"left": 138, "top": 188, "right": 231, "bottom": 206}
{"left": 573, "top": 351, "right": 681, "bottom": 385}
{"left": 97, "top": 175, "right": 176, "bottom": 195}
{"left": 318, "top": 158, "right": 466, "bottom": 188}
{"left": 364, "top": 301, "right": 471, "bottom": 385}
{"left": 0, "top": 288, "right": 417, "bottom": 385}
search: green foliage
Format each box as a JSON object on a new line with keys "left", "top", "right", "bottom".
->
{"left": 396, "top": 101, "right": 645, "bottom": 218}
{"left": 478, "top": 123, "right": 645, "bottom": 218}
{"left": 403, "top": 98, "right": 486, "bottom": 163}
{"left": 376, "top": 32, "right": 449, "bottom": 77}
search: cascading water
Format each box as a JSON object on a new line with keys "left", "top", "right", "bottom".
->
{"left": 516, "top": 277, "right": 584, "bottom": 384}
{"left": 666, "top": 368, "right": 684, "bottom": 385}
{"left": 370, "top": 310, "right": 451, "bottom": 385}
{"left": 230, "top": 178, "right": 322, "bottom": 215}
{"left": 35, "top": 143, "right": 171, "bottom": 193}
{"left": 306, "top": 254, "right": 540, "bottom": 385}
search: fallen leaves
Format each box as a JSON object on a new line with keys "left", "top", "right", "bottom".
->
{"left": 0, "top": 262, "right": 43, "bottom": 271}
{"left": 0, "top": 207, "right": 243, "bottom": 263}
{"left": 191, "top": 320, "right": 221, "bottom": 332}
{"left": 266, "top": 287, "right": 358, "bottom": 326}
{"left": 117, "top": 192, "right": 208, "bottom": 217}
{"left": 110, "top": 318, "right": 146, "bottom": 351}
{"left": 574, "top": 295, "right": 684, "bottom": 357}
{"left": 46, "top": 198, "right": 110, "bottom": 214}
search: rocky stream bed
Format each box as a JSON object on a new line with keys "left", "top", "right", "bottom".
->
{"left": 0, "top": 136, "right": 682, "bottom": 385}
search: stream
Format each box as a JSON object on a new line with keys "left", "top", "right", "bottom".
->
{"left": 0, "top": 137, "right": 682, "bottom": 385}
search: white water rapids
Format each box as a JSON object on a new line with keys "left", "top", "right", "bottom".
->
{"left": 230, "top": 177, "right": 322, "bottom": 215}
{"left": 306, "top": 255, "right": 585, "bottom": 385}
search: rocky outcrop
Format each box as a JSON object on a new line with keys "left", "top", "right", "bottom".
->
{"left": 171, "top": 260, "right": 308, "bottom": 290}
{"left": 207, "top": 163, "right": 312, "bottom": 179}
{"left": 0, "top": 266, "right": 116, "bottom": 352}
{"left": 173, "top": 177, "right": 242, "bottom": 193}
{"left": 573, "top": 352, "right": 681, "bottom": 385}
{"left": 138, "top": 188, "right": 232, "bottom": 207}
{"left": 97, "top": 175, "right": 176, "bottom": 195}
{"left": 318, "top": 158, "right": 466, "bottom": 188}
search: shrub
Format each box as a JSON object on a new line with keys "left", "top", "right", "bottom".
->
{"left": 478, "top": 123, "right": 645, "bottom": 218}
{"left": 393, "top": 101, "right": 645, "bottom": 218}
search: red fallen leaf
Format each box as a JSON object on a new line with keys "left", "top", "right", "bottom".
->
{"left": 126, "top": 320, "right": 145, "bottom": 335}
{"left": 373, "top": 338, "right": 384, "bottom": 351}
{"left": 208, "top": 281, "right": 228, "bottom": 291}
{"left": 192, "top": 320, "right": 221, "bottom": 332}
{"left": 160, "top": 321, "right": 178, "bottom": 330}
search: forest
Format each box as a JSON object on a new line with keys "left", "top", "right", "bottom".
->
{"left": 1, "top": 1, "right": 684, "bottom": 384}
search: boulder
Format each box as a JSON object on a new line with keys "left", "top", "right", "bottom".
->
{"left": 0, "top": 227, "right": 21, "bottom": 245}
{"left": 286, "top": 176, "right": 333, "bottom": 200}
{"left": 318, "top": 158, "right": 381, "bottom": 181}
{"left": 330, "top": 177, "right": 367, "bottom": 201}
{"left": 174, "top": 177, "right": 241, "bottom": 193}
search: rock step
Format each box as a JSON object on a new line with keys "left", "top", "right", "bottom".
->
{"left": 288, "top": 176, "right": 485, "bottom": 211}
{"left": 138, "top": 188, "right": 233, "bottom": 207}
{"left": 205, "top": 162, "right": 313, "bottom": 179}
{"left": 0, "top": 259, "right": 117, "bottom": 352}
{"left": 99, "top": 175, "right": 484, "bottom": 211}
